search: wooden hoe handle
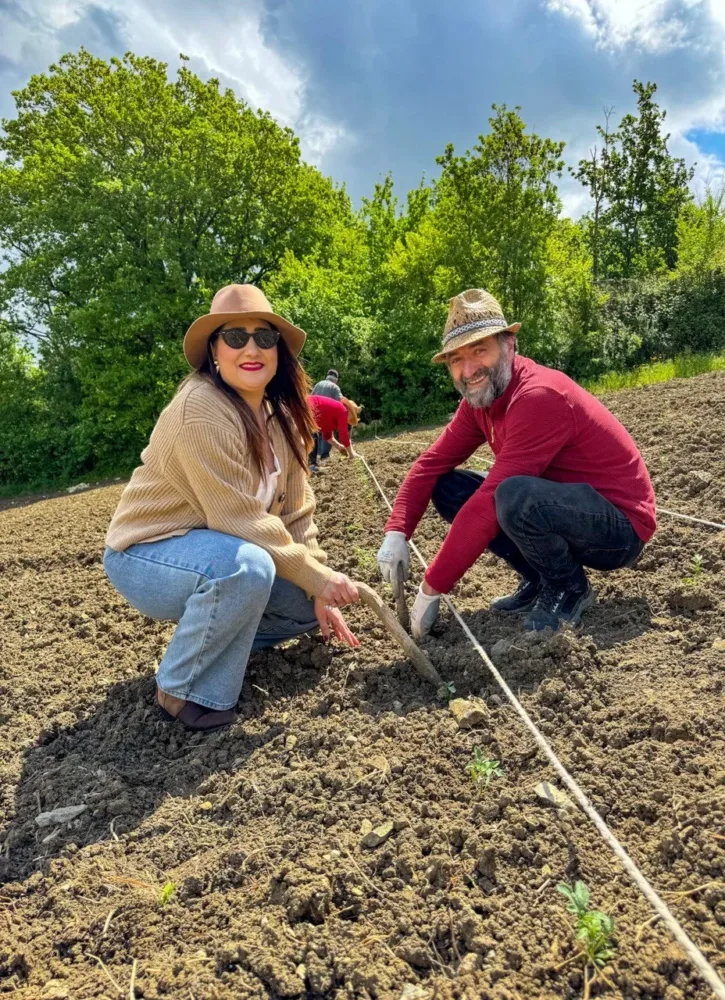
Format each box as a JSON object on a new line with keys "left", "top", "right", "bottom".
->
{"left": 356, "top": 582, "right": 442, "bottom": 687}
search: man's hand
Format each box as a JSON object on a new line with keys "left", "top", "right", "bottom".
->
{"left": 411, "top": 582, "right": 441, "bottom": 639}
{"left": 376, "top": 531, "right": 410, "bottom": 597}
{"left": 345, "top": 445, "right": 356, "bottom": 459}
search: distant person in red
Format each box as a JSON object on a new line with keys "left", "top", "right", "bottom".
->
{"left": 308, "top": 395, "right": 355, "bottom": 471}
{"left": 376, "top": 288, "right": 656, "bottom": 636}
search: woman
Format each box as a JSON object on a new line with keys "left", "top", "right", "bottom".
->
{"left": 308, "top": 393, "right": 355, "bottom": 471}
{"left": 104, "top": 284, "right": 360, "bottom": 732}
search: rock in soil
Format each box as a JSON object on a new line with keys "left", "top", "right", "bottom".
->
{"left": 448, "top": 697, "right": 488, "bottom": 729}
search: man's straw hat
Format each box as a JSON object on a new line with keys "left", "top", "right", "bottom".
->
{"left": 432, "top": 288, "right": 521, "bottom": 364}
{"left": 183, "top": 284, "right": 306, "bottom": 369}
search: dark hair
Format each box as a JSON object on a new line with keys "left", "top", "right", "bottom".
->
{"left": 182, "top": 328, "right": 316, "bottom": 478}
{"left": 496, "top": 330, "right": 518, "bottom": 352}
{"left": 327, "top": 369, "right": 339, "bottom": 379}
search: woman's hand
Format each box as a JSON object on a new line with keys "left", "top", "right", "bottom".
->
{"left": 319, "top": 571, "right": 359, "bottom": 608}
{"left": 314, "top": 599, "right": 360, "bottom": 648}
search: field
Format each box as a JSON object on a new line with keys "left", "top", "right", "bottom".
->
{"left": 1, "top": 372, "right": 724, "bottom": 1000}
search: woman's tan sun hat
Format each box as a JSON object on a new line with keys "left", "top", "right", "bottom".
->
{"left": 341, "top": 397, "right": 363, "bottom": 426}
{"left": 183, "top": 284, "right": 306, "bottom": 369}
{"left": 432, "top": 288, "right": 521, "bottom": 364}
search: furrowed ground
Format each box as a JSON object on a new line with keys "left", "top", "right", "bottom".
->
{"left": 1, "top": 372, "right": 724, "bottom": 1000}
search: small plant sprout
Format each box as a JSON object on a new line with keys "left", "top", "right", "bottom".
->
{"left": 556, "top": 881, "right": 616, "bottom": 998}
{"left": 683, "top": 552, "right": 705, "bottom": 584}
{"left": 158, "top": 881, "right": 176, "bottom": 906}
{"left": 438, "top": 680, "right": 457, "bottom": 702}
{"left": 468, "top": 747, "right": 504, "bottom": 790}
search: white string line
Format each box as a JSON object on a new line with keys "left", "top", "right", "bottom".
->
{"left": 656, "top": 508, "right": 725, "bottom": 531}
{"left": 355, "top": 450, "right": 725, "bottom": 1000}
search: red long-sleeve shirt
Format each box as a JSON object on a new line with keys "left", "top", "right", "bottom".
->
{"left": 308, "top": 395, "right": 351, "bottom": 448}
{"left": 385, "top": 356, "right": 656, "bottom": 594}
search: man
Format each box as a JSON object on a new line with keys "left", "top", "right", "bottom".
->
{"left": 308, "top": 394, "right": 355, "bottom": 471}
{"left": 312, "top": 368, "right": 343, "bottom": 401}
{"left": 311, "top": 369, "right": 343, "bottom": 460}
{"left": 376, "top": 288, "right": 656, "bottom": 636}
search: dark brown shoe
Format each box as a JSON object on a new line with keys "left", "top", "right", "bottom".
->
{"left": 156, "top": 693, "right": 237, "bottom": 732}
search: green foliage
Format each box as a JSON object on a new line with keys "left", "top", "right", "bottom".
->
{"left": 352, "top": 545, "right": 377, "bottom": 574}
{"left": 575, "top": 81, "right": 693, "bottom": 281}
{"left": 468, "top": 748, "right": 504, "bottom": 790}
{"left": 0, "top": 49, "right": 350, "bottom": 488}
{"left": 556, "top": 881, "right": 616, "bottom": 970}
{"left": 676, "top": 188, "right": 725, "bottom": 276}
{"left": 0, "top": 328, "right": 53, "bottom": 488}
{"left": 584, "top": 351, "right": 725, "bottom": 394}
{"left": 432, "top": 104, "right": 564, "bottom": 354}
{"left": 158, "top": 881, "right": 176, "bottom": 906}
{"left": 437, "top": 680, "right": 457, "bottom": 703}
{"left": 683, "top": 552, "right": 705, "bottom": 585}
{"left": 0, "top": 54, "right": 723, "bottom": 493}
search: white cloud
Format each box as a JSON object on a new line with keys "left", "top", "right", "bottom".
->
{"left": 545, "top": 0, "right": 702, "bottom": 53}
{"left": 542, "top": 0, "right": 725, "bottom": 215}
{"left": 0, "top": 0, "right": 349, "bottom": 165}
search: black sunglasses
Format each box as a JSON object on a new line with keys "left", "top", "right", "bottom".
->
{"left": 218, "top": 327, "right": 280, "bottom": 350}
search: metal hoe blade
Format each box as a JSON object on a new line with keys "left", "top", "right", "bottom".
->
{"left": 394, "top": 562, "right": 410, "bottom": 631}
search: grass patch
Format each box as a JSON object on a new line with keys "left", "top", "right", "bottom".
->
{"left": 585, "top": 351, "right": 725, "bottom": 395}
{"left": 352, "top": 545, "right": 378, "bottom": 574}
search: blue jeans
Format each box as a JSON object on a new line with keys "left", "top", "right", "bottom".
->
{"left": 103, "top": 529, "right": 318, "bottom": 710}
{"left": 432, "top": 471, "right": 644, "bottom": 591}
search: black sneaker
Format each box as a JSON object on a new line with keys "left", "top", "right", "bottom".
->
{"left": 490, "top": 578, "right": 540, "bottom": 614}
{"left": 524, "top": 583, "right": 596, "bottom": 632}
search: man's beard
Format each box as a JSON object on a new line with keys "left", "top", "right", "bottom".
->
{"left": 454, "top": 353, "right": 513, "bottom": 408}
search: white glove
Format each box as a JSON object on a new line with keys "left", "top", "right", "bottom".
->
{"left": 411, "top": 584, "right": 441, "bottom": 639}
{"left": 377, "top": 531, "right": 410, "bottom": 597}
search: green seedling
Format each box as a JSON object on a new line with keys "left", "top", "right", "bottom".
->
{"left": 556, "top": 881, "right": 616, "bottom": 997}
{"left": 158, "top": 881, "right": 176, "bottom": 906}
{"left": 683, "top": 552, "right": 705, "bottom": 585}
{"left": 352, "top": 546, "right": 377, "bottom": 574}
{"left": 437, "top": 680, "right": 457, "bottom": 702}
{"left": 468, "top": 747, "right": 503, "bottom": 790}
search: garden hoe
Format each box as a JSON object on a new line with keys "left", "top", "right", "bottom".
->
{"left": 356, "top": 570, "right": 442, "bottom": 688}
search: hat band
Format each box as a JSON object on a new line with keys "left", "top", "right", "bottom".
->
{"left": 441, "top": 316, "right": 508, "bottom": 348}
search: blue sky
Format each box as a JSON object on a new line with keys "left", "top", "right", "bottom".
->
{"left": 2, "top": 0, "right": 725, "bottom": 215}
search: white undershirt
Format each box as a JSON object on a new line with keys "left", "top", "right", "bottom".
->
{"left": 255, "top": 450, "right": 281, "bottom": 511}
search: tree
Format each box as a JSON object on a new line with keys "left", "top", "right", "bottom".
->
{"left": 575, "top": 81, "right": 693, "bottom": 280}
{"left": 572, "top": 108, "right": 614, "bottom": 283}
{"left": 0, "top": 328, "right": 50, "bottom": 488}
{"left": 433, "top": 105, "right": 564, "bottom": 345}
{"left": 0, "top": 49, "right": 350, "bottom": 476}
{"left": 675, "top": 187, "right": 725, "bottom": 277}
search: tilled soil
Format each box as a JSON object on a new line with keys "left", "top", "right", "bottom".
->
{"left": 1, "top": 372, "right": 724, "bottom": 1000}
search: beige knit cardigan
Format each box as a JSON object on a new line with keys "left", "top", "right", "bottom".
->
{"left": 105, "top": 376, "right": 333, "bottom": 597}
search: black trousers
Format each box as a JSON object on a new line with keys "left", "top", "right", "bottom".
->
{"left": 432, "top": 470, "right": 644, "bottom": 589}
{"left": 309, "top": 433, "right": 321, "bottom": 466}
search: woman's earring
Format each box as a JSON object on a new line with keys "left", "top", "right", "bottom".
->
{"left": 214, "top": 361, "right": 220, "bottom": 372}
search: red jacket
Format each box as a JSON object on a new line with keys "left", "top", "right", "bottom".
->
{"left": 308, "top": 395, "right": 351, "bottom": 448}
{"left": 385, "top": 356, "right": 656, "bottom": 594}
